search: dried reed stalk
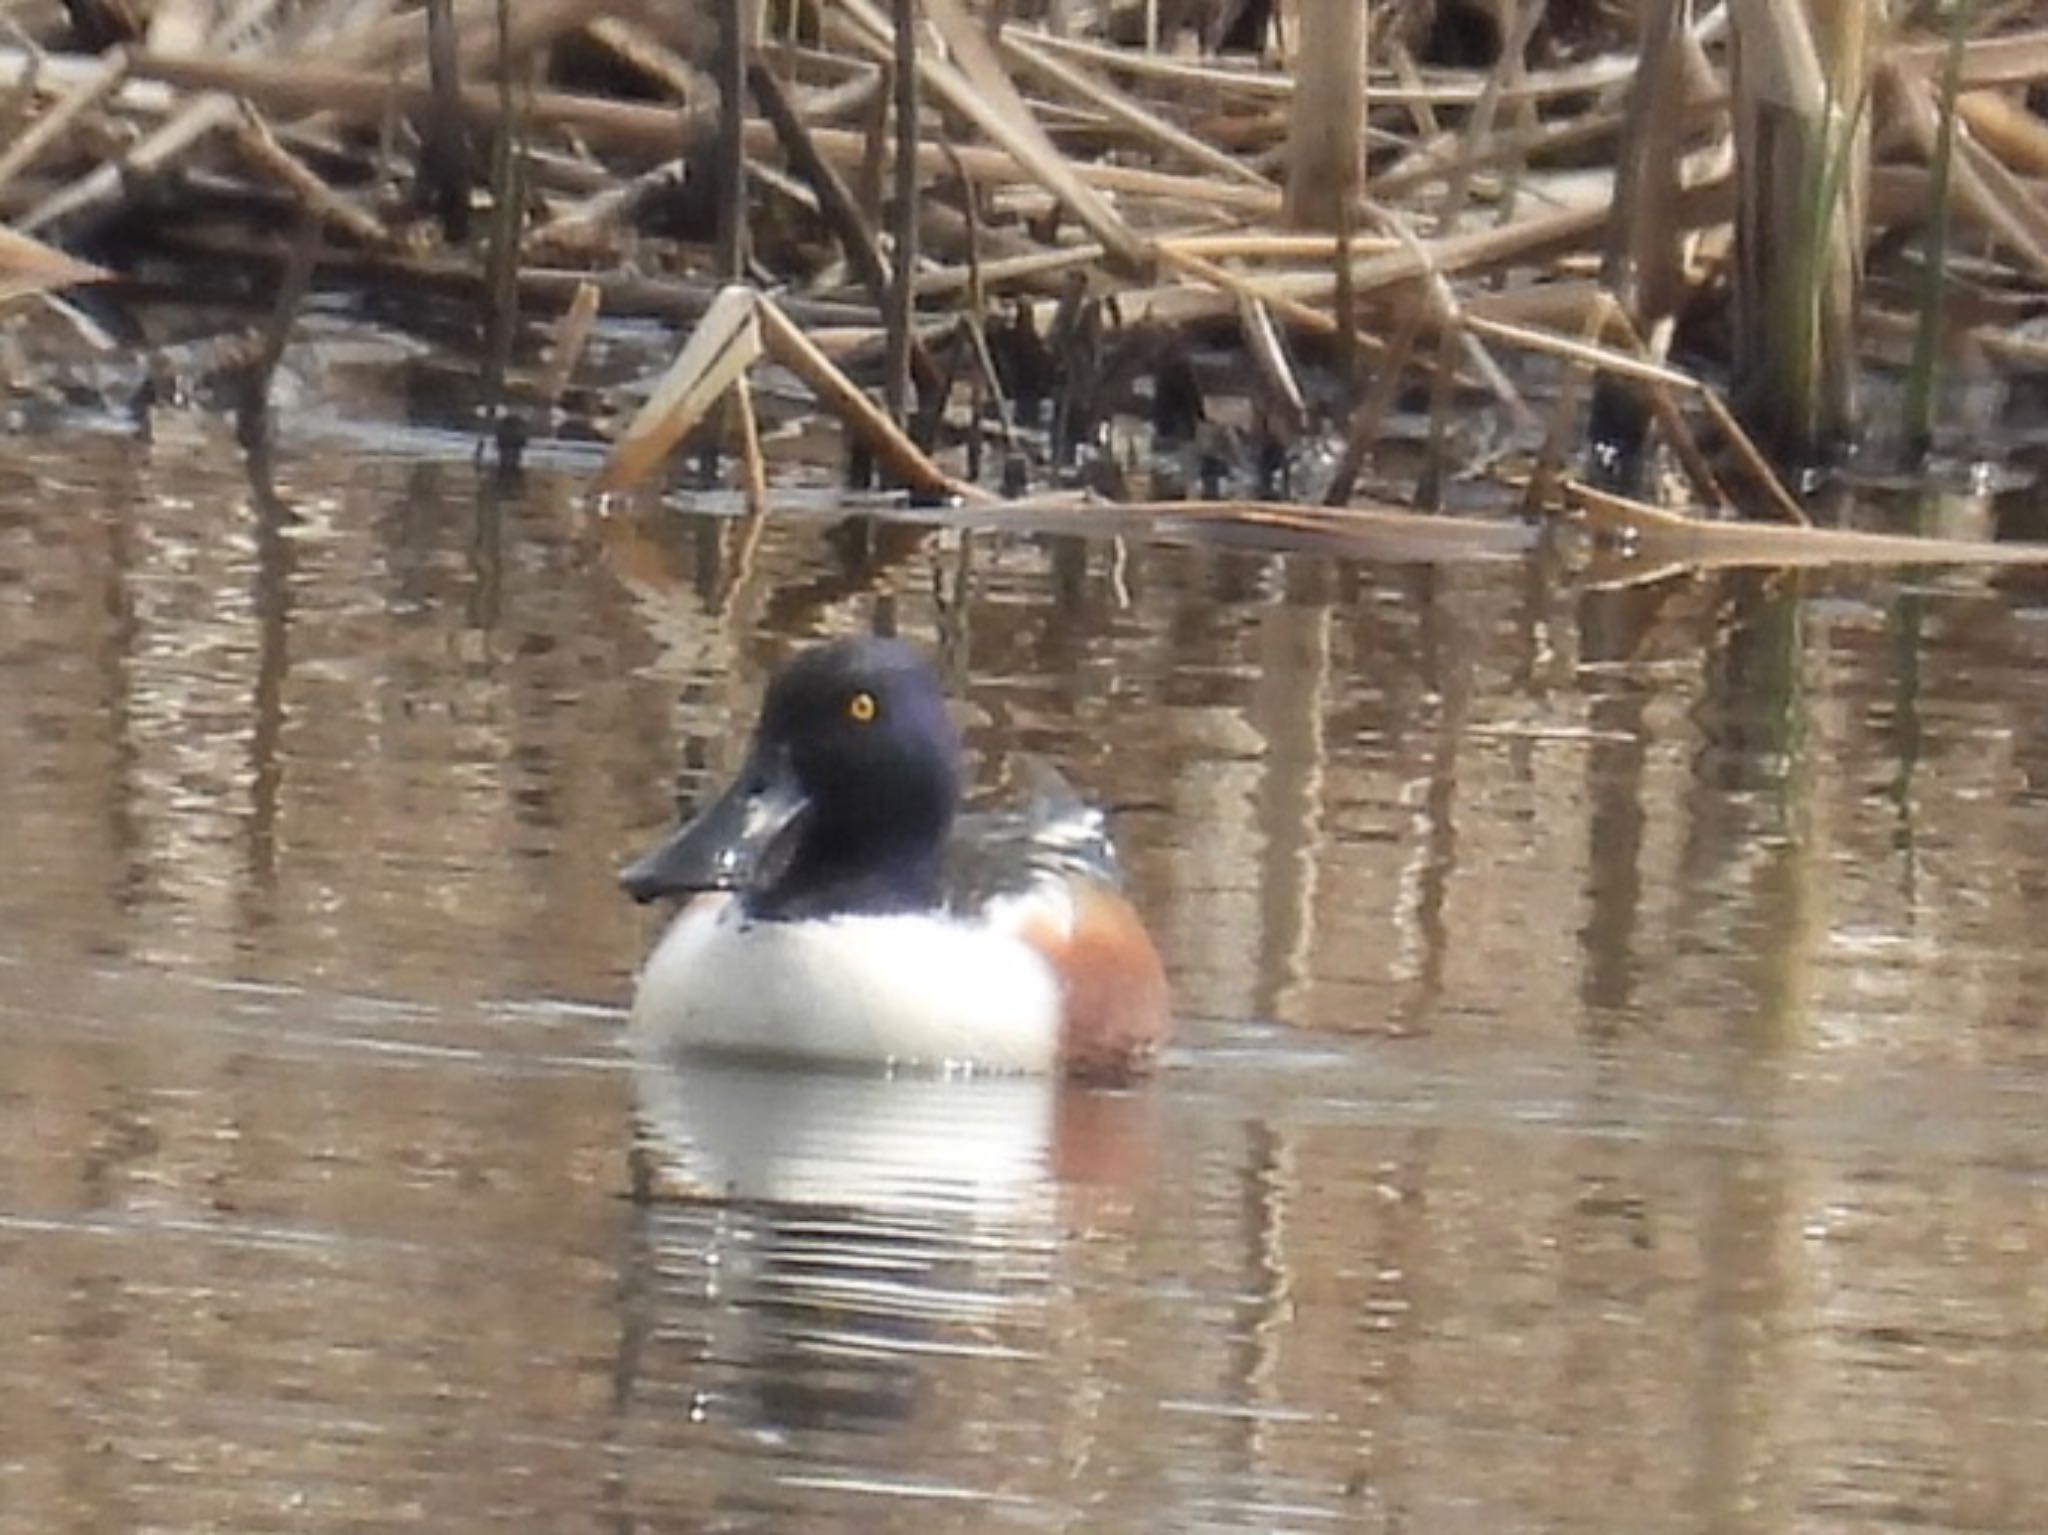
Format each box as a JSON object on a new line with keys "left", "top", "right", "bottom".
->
{"left": 1283, "top": 0, "right": 1364, "bottom": 229}
{"left": 836, "top": 0, "right": 1152, "bottom": 271}
{"left": 597, "top": 284, "right": 764, "bottom": 494}
{"left": 0, "top": 224, "right": 110, "bottom": 307}
{"left": 1727, "top": 0, "right": 1869, "bottom": 465}
{"left": 885, "top": 0, "right": 918, "bottom": 427}
{"left": 714, "top": 0, "right": 747, "bottom": 280}
{"left": 537, "top": 278, "right": 601, "bottom": 408}
{"left": 12, "top": 0, "right": 2048, "bottom": 547}
{"left": 0, "top": 47, "right": 129, "bottom": 201}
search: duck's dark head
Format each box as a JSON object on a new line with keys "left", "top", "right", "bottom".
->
{"left": 620, "top": 637, "right": 961, "bottom": 919}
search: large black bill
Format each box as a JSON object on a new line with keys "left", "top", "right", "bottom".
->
{"left": 618, "top": 748, "right": 809, "bottom": 903}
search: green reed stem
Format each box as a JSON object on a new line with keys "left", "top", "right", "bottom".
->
{"left": 1902, "top": 0, "right": 1976, "bottom": 462}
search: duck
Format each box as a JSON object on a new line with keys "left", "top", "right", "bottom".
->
{"left": 619, "top": 636, "right": 1170, "bottom": 1081}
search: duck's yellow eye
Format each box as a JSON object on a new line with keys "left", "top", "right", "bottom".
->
{"left": 847, "top": 690, "right": 878, "bottom": 724}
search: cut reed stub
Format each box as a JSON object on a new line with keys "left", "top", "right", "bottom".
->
{"left": 1727, "top": 0, "right": 1870, "bottom": 468}
{"left": 1283, "top": 0, "right": 1366, "bottom": 230}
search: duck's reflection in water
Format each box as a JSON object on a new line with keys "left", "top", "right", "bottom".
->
{"left": 614, "top": 1054, "right": 1155, "bottom": 1519}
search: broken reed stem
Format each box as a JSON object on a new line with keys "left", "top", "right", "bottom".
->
{"left": 1522, "top": 290, "right": 1626, "bottom": 517}
{"left": 715, "top": 0, "right": 747, "bottom": 281}
{"left": 527, "top": 158, "right": 687, "bottom": 254}
{"left": 1887, "top": 63, "right": 2048, "bottom": 280}
{"left": 22, "top": 88, "right": 240, "bottom": 234}
{"left": 751, "top": 59, "right": 943, "bottom": 403}
{"left": 1601, "top": 0, "right": 1690, "bottom": 342}
{"left": 584, "top": 15, "right": 698, "bottom": 100}
{"left": 946, "top": 138, "right": 1018, "bottom": 456}
{"left": 0, "top": 46, "right": 129, "bottom": 201}
{"left": 749, "top": 57, "right": 891, "bottom": 305}
{"left": 840, "top": 0, "right": 1154, "bottom": 272}
{"left": 753, "top": 292, "right": 989, "bottom": 503}
{"left": 1436, "top": 0, "right": 1550, "bottom": 233}
{"left": 475, "top": 0, "right": 526, "bottom": 466}
{"left": 1237, "top": 294, "right": 1307, "bottom": 435}
{"left": 0, "top": 225, "right": 110, "bottom": 305}
{"left": 1580, "top": 0, "right": 1694, "bottom": 494}
{"left": 1728, "top": 0, "right": 1869, "bottom": 466}
{"left": 49, "top": 50, "right": 1286, "bottom": 216}
{"left": 419, "top": 0, "right": 470, "bottom": 239}
{"left": 885, "top": 0, "right": 918, "bottom": 431}
{"left": 1285, "top": 0, "right": 1366, "bottom": 229}
{"left": 998, "top": 27, "right": 1272, "bottom": 190}
{"left": 20, "top": 0, "right": 2048, "bottom": 542}
{"left": 1324, "top": 288, "right": 1428, "bottom": 506}
{"left": 1697, "top": 386, "right": 1811, "bottom": 525}
{"left": 537, "top": 278, "right": 601, "bottom": 409}
{"left": 231, "top": 101, "right": 391, "bottom": 248}
{"left": 1628, "top": 366, "right": 1733, "bottom": 516}
{"left": 1416, "top": 320, "right": 1461, "bottom": 511}
{"left": 1153, "top": 243, "right": 1392, "bottom": 368}
{"left": 595, "top": 284, "right": 763, "bottom": 494}
{"left": 0, "top": 49, "right": 37, "bottom": 146}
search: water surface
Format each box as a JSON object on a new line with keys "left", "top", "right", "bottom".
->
{"left": 3, "top": 421, "right": 2047, "bottom": 1533}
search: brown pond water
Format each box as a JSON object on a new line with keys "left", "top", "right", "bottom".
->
{"left": 4, "top": 418, "right": 2048, "bottom": 1534}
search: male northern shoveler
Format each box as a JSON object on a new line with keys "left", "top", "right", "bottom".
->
{"left": 620, "top": 636, "right": 1170, "bottom": 1081}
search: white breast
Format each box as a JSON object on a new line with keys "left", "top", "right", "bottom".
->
{"left": 629, "top": 897, "right": 1065, "bottom": 1074}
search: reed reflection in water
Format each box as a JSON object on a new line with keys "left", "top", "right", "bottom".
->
{"left": 1, "top": 425, "right": 2046, "bottom": 1532}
